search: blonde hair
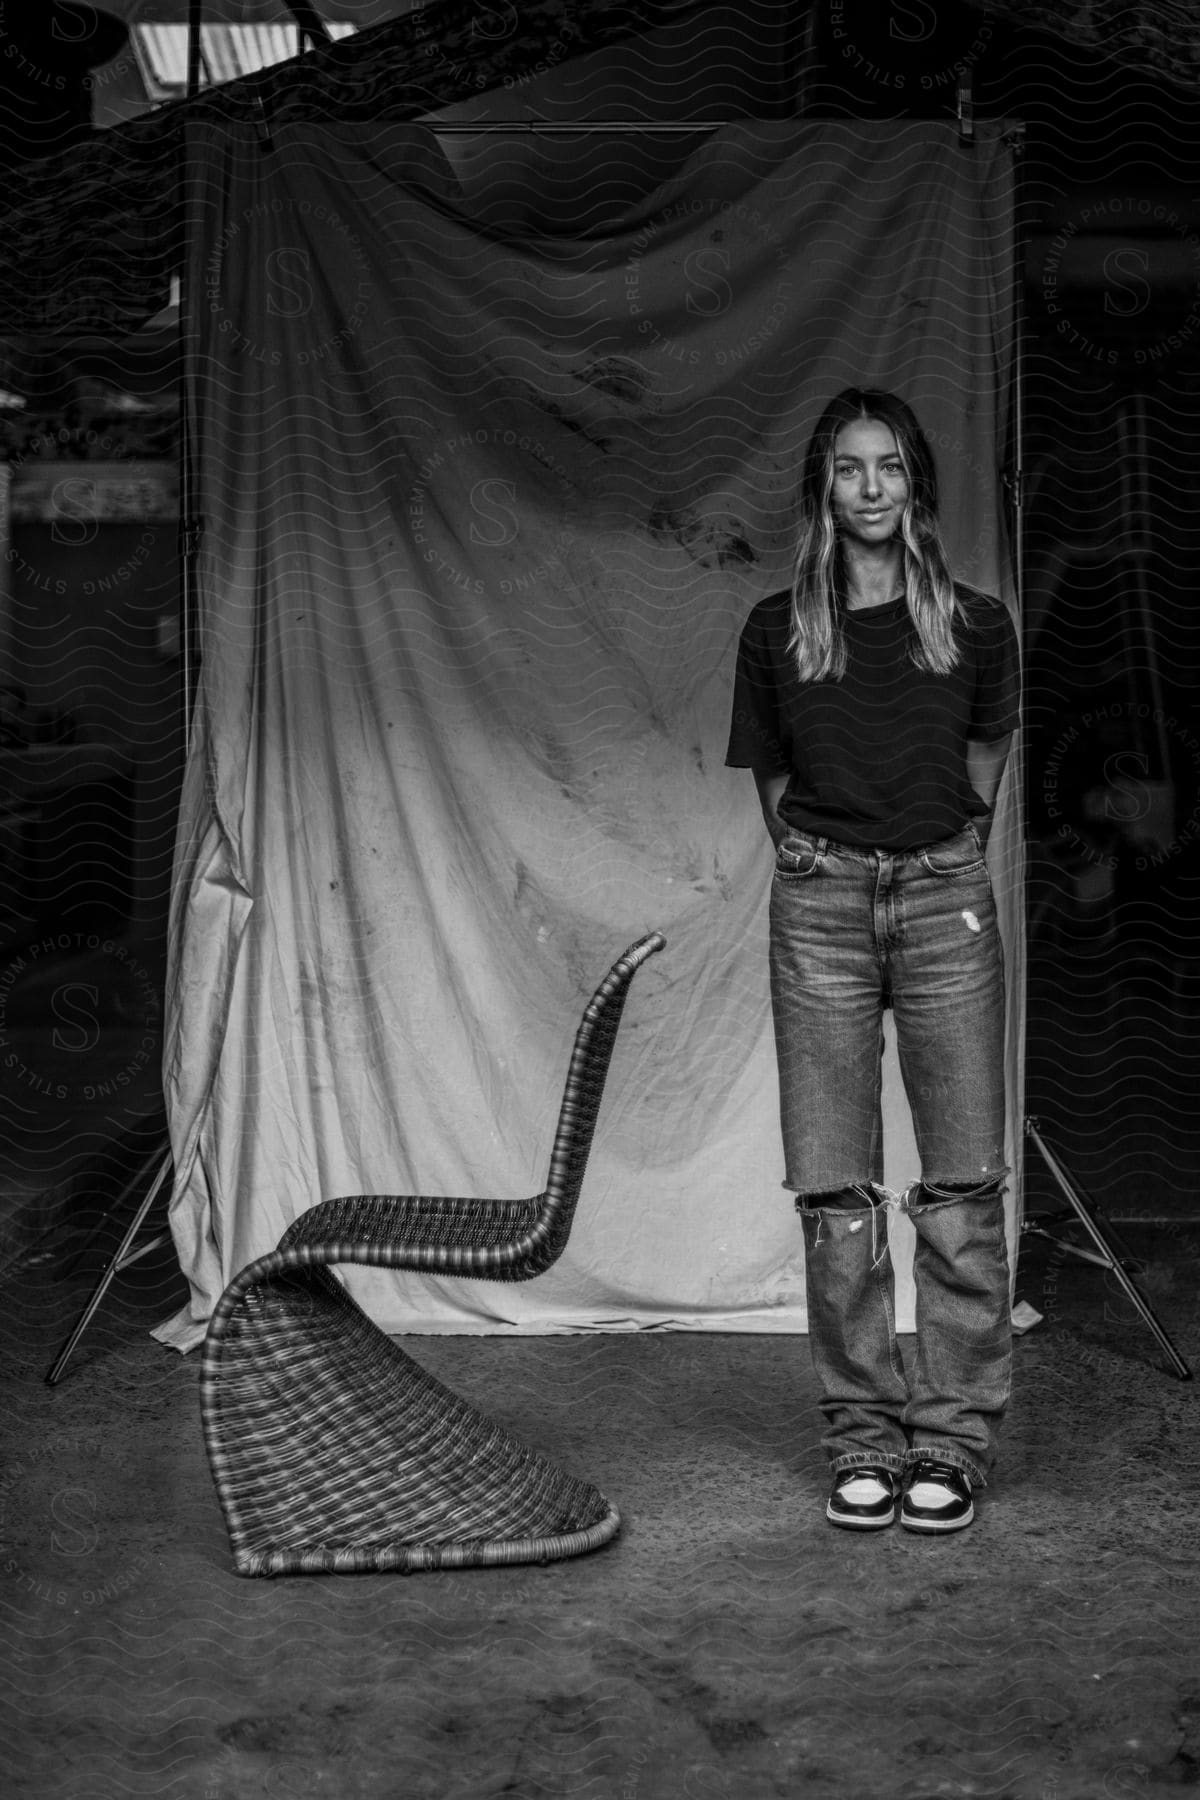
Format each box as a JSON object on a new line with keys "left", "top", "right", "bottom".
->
{"left": 787, "top": 388, "right": 964, "bottom": 681}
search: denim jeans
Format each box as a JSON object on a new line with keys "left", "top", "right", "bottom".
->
{"left": 769, "top": 822, "right": 1012, "bottom": 1489}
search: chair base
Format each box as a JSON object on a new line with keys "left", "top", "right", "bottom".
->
{"left": 202, "top": 1267, "right": 620, "bottom": 1578}
{"left": 233, "top": 1507, "right": 622, "bottom": 1578}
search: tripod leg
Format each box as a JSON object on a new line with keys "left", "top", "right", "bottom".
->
{"left": 1026, "top": 1120, "right": 1192, "bottom": 1380}
{"left": 58, "top": 1141, "right": 170, "bottom": 1277}
{"left": 45, "top": 1151, "right": 173, "bottom": 1386}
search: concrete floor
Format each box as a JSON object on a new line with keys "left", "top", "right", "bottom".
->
{"left": 2, "top": 935, "right": 1199, "bottom": 1800}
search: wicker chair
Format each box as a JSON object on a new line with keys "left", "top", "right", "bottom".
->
{"left": 201, "top": 930, "right": 666, "bottom": 1577}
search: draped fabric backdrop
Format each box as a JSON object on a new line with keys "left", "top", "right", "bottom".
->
{"left": 155, "top": 120, "right": 1021, "bottom": 1352}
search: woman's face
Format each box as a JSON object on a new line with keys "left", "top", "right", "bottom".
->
{"left": 830, "top": 418, "right": 908, "bottom": 546}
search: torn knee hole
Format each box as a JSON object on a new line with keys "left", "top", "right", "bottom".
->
{"left": 920, "top": 1177, "right": 1006, "bottom": 1204}
{"left": 798, "top": 1182, "right": 881, "bottom": 1212}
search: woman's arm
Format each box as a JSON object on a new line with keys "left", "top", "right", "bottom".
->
{"left": 966, "top": 733, "right": 1013, "bottom": 845}
{"left": 752, "top": 770, "right": 790, "bottom": 847}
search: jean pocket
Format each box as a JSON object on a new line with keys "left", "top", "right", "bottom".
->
{"left": 918, "top": 828, "right": 987, "bottom": 878}
{"left": 775, "top": 835, "right": 824, "bottom": 879}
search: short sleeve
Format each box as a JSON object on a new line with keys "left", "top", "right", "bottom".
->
{"left": 966, "top": 598, "right": 1020, "bottom": 742}
{"left": 725, "top": 600, "right": 793, "bottom": 772}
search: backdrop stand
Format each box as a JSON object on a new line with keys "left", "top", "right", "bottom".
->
{"left": 151, "top": 113, "right": 1024, "bottom": 1346}
{"left": 45, "top": 1149, "right": 174, "bottom": 1384}
{"left": 1021, "top": 1115, "right": 1192, "bottom": 1379}
{"left": 44, "top": 1, "right": 205, "bottom": 1386}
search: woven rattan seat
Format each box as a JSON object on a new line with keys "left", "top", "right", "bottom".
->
{"left": 201, "top": 931, "right": 666, "bottom": 1577}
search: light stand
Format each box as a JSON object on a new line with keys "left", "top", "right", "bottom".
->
{"left": 45, "top": 1149, "right": 173, "bottom": 1385}
{"left": 1021, "top": 1115, "right": 1192, "bottom": 1380}
{"left": 43, "top": 0, "right": 206, "bottom": 1383}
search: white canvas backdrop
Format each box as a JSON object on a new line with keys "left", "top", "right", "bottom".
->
{"left": 155, "top": 119, "right": 1020, "bottom": 1351}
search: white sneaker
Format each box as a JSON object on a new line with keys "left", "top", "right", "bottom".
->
{"left": 901, "top": 1460, "right": 974, "bottom": 1533}
{"left": 827, "top": 1465, "right": 901, "bottom": 1530}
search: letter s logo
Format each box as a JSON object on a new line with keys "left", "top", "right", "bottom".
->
{"left": 684, "top": 247, "right": 733, "bottom": 317}
{"left": 468, "top": 479, "right": 519, "bottom": 548}
{"left": 51, "top": 3, "right": 92, "bottom": 42}
{"left": 50, "top": 479, "right": 99, "bottom": 548}
{"left": 1104, "top": 1763, "right": 1148, "bottom": 1798}
{"left": 889, "top": 1, "right": 938, "bottom": 44}
{"left": 471, "top": 3, "right": 518, "bottom": 39}
{"left": 51, "top": 984, "right": 101, "bottom": 1054}
{"left": 265, "top": 247, "right": 314, "bottom": 319}
{"left": 50, "top": 1487, "right": 100, "bottom": 1558}
{"left": 1102, "top": 750, "right": 1151, "bottom": 822}
{"left": 1102, "top": 247, "right": 1151, "bottom": 318}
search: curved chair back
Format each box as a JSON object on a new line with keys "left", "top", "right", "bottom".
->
{"left": 524, "top": 930, "right": 666, "bottom": 1274}
{"left": 209, "top": 931, "right": 666, "bottom": 1298}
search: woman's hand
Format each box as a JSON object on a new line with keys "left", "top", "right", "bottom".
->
{"left": 966, "top": 733, "right": 1012, "bottom": 819}
{"left": 752, "top": 770, "right": 791, "bottom": 846}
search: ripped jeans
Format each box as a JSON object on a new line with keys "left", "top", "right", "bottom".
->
{"left": 770, "top": 822, "right": 1012, "bottom": 1489}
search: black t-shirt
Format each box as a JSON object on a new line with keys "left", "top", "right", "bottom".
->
{"left": 725, "top": 585, "right": 1020, "bottom": 850}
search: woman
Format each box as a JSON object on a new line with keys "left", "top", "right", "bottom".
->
{"left": 726, "top": 388, "right": 1019, "bottom": 1534}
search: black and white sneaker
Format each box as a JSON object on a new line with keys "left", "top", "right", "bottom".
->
{"left": 826, "top": 1465, "right": 901, "bottom": 1530}
{"left": 900, "top": 1459, "right": 974, "bottom": 1533}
